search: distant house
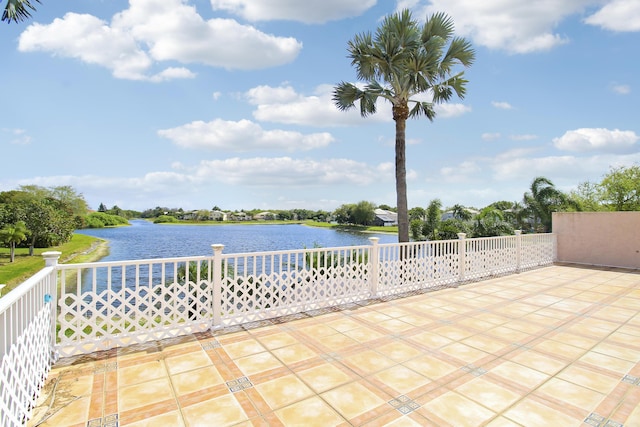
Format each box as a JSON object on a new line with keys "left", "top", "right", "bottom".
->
{"left": 209, "top": 210, "right": 228, "bottom": 221}
{"left": 373, "top": 209, "right": 398, "bottom": 227}
{"left": 253, "top": 211, "right": 275, "bottom": 221}
{"left": 441, "top": 208, "right": 479, "bottom": 221}
{"left": 178, "top": 210, "right": 198, "bottom": 220}
{"left": 229, "top": 211, "right": 249, "bottom": 221}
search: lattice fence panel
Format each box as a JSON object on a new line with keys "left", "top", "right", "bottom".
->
{"left": 0, "top": 305, "right": 53, "bottom": 427}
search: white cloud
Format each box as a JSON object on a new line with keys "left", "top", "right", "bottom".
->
{"left": 434, "top": 103, "right": 472, "bottom": 118}
{"left": 611, "top": 84, "right": 631, "bottom": 95}
{"left": 3, "top": 128, "right": 32, "bottom": 145}
{"left": 210, "top": 0, "right": 376, "bottom": 23}
{"left": 491, "top": 101, "right": 513, "bottom": 110}
{"left": 194, "top": 157, "right": 390, "bottom": 186}
{"left": 440, "top": 160, "right": 481, "bottom": 183}
{"left": 481, "top": 132, "right": 501, "bottom": 141}
{"left": 248, "top": 84, "right": 389, "bottom": 126}
{"left": 553, "top": 128, "right": 639, "bottom": 153}
{"left": 158, "top": 119, "right": 334, "bottom": 151}
{"left": 585, "top": 0, "right": 640, "bottom": 31}
{"left": 18, "top": 0, "right": 302, "bottom": 81}
{"left": 404, "top": 0, "right": 594, "bottom": 53}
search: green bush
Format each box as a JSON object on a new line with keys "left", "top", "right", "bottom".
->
{"left": 84, "top": 212, "right": 129, "bottom": 228}
{"left": 154, "top": 215, "right": 179, "bottom": 224}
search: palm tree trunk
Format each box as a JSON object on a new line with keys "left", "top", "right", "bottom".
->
{"left": 395, "top": 117, "right": 409, "bottom": 243}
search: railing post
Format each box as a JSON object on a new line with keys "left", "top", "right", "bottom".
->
{"left": 457, "top": 233, "right": 466, "bottom": 282}
{"left": 514, "top": 230, "right": 522, "bottom": 273}
{"left": 42, "top": 251, "right": 61, "bottom": 360}
{"left": 368, "top": 237, "right": 379, "bottom": 297}
{"left": 211, "top": 244, "right": 224, "bottom": 328}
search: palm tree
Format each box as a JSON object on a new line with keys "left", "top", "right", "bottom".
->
{"left": 2, "top": 0, "right": 40, "bottom": 23}
{"left": 523, "top": 177, "right": 574, "bottom": 232}
{"left": 0, "top": 221, "right": 28, "bottom": 262}
{"left": 333, "top": 10, "right": 475, "bottom": 242}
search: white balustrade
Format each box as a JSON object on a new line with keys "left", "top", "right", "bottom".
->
{"left": 0, "top": 233, "right": 556, "bottom": 426}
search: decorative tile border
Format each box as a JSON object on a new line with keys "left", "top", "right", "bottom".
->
{"left": 320, "top": 352, "right": 342, "bottom": 362}
{"left": 622, "top": 374, "right": 640, "bottom": 385}
{"left": 226, "top": 376, "right": 253, "bottom": 393}
{"left": 389, "top": 395, "right": 420, "bottom": 414}
{"left": 201, "top": 340, "right": 221, "bottom": 351}
{"left": 584, "top": 413, "right": 623, "bottom": 427}
{"left": 87, "top": 413, "right": 118, "bottom": 427}
{"left": 93, "top": 362, "right": 118, "bottom": 374}
{"left": 461, "top": 364, "right": 487, "bottom": 376}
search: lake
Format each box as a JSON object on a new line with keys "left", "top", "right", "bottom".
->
{"left": 75, "top": 220, "right": 398, "bottom": 261}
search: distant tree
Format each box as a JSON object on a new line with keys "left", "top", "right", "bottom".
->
{"left": 408, "top": 207, "right": 426, "bottom": 222}
{"left": 523, "top": 177, "right": 574, "bottom": 232}
{"left": 472, "top": 206, "right": 513, "bottom": 237}
{"left": 98, "top": 203, "right": 108, "bottom": 212}
{"left": 570, "top": 181, "right": 603, "bottom": 212}
{"left": 0, "top": 220, "right": 28, "bottom": 262}
{"left": 2, "top": 0, "right": 40, "bottom": 23}
{"left": 351, "top": 201, "right": 376, "bottom": 226}
{"left": 211, "top": 205, "right": 222, "bottom": 211}
{"left": 598, "top": 165, "right": 640, "bottom": 211}
{"left": 333, "top": 10, "right": 475, "bottom": 242}
{"left": 450, "top": 204, "right": 473, "bottom": 220}
{"left": 377, "top": 204, "right": 395, "bottom": 212}
{"left": 422, "top": 199, "right": 442, "bottom": 240}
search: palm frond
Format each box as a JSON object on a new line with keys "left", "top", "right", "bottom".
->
{"left": 2, "top": 0, "right": 40, "bottom": 24}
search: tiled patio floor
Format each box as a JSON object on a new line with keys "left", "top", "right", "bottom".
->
{"left": 28, "top": 264, "right": 640, "bottom": 427}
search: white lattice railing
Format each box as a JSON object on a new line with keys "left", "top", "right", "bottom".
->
{"left": 0, "top": 253, "right": 59, "bottom": 427}
{"left": 53, "top": 232, "right": 555, "bottom": 356}
{"left": 0, "top": 232, "right": 555, "bottom": 425}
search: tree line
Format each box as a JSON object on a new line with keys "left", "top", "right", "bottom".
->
{"left": 1, "top": 165, "right": 638, "bottom": 261}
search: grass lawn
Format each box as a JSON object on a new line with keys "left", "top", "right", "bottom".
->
{"left": 0, "top": 233, "right": 107, "bottom": 296}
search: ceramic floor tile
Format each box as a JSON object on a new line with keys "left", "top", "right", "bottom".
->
{"left": 171, "top": 365, "right": 224, "bottom": 396}
{"left": 124, "top": 410, "right": 185, "bottom": 427}
{"left": 533, "top": 340, "right": 586, "bottom": 360}
{"left": 30, "top": 396, "right": 90, "bottom": 427}
{"left": 342, "top": 326, "right": 386, "bottom": 343}
{"left": 372, "top": 365, "right": 430, "bottom": 394}
{"left": 484, "top": 416, "right": 523, "bottom": 427}
{"left": 377, "top": 318, "right": 415, "bottom": 333}
{"left": 165, "top": 350, "right": 212, "bottom": 375}
{"left": 461, "top": 336, "right": 509, "bottom": 354}
{"left": 181, "top": 394, "right": 249, "bottom": 426}
{"left": 508, "top": 351, "right": 568, "bottom": 375}
{"left": 548, "top": 331, "right": 599, "bottom": 350}
{"left": 431, "top": 325, "right": 474, "bottom": 341}
{"left": 537, "top": 377, "right": 605, "bottom": 410}
{"left": 342, "top": 350, "right": 395, "bottom": 375}
{"left": 592, "top": 341, "right": 640, "bottom": 362}
{"left": 274, "top": 396, "right": 345, "bottom": 426}
{"left": 381, "top": 415, "right": 426, "bottom": 426}
{"left": 375, "top": 341, "right": 424, "bottom": 362}
{"left": 118, "top": 360, "right": 166, "bottom": 387}
{"left": 254, "top": 374, "right": 315, "bottom": 410}
{"left": 296, "top": 363, "right": 353, "bottom": 393}
{"left": 557, "top": 365, "right": 620, "bottom": 394}
{"left": 234, "top": 351, "right": 284, "bottom": 376}
{"left": 315, "top": 332, "right": 359, "bottom": 350}
{"left": 408, "top": 331, "right": 454, "bottom": 349}
{"left": 300, "top": 323, "right": 343, "bottom": 338}
{"left": 271, "top": 343, "right": 318, "bottom": 365}
{"left": 119, "top": 377, "right": 174, "bottom": 412}
{"left": 256, "top": 332, "right": 298, "bottom": 350}
{"left": 579, "top": 351, "right": 635, "bottom": 374}
{"left": 324, "top": 318, "right": 362, "bottom": 333}
{"left": 440, "top": 342, "right": 491, "bottom": 364}
{"left": 222, "top": 338, "right": 267, "bottom": 359}
{"left": 404, "top": 354, "right": 458, "bottom": 380}
{"left": 421, "top": 391, "right": 496, "bottom": 427}
{"left": 490, "top": 361, "right": 549, "bottom": 389}
{"left": 455, "top": 377, "right": 522, "bottom": 412}
{"left": 503, "top": 399, "right": 582, "bottom": 426}
{"left": 321, "top": 381, "right": 387, "bottom": 420}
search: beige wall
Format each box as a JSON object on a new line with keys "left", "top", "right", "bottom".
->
{"left": 553, "top": 212, "right": 640, "bottom": 269}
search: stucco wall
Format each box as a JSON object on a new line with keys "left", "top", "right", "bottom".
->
{"left": 553, "top": 212, "right": 640, "bottom": 269}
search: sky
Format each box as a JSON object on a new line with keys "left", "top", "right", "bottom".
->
{"left": 1, "top": 0, "right": 639, "bottom": 213}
